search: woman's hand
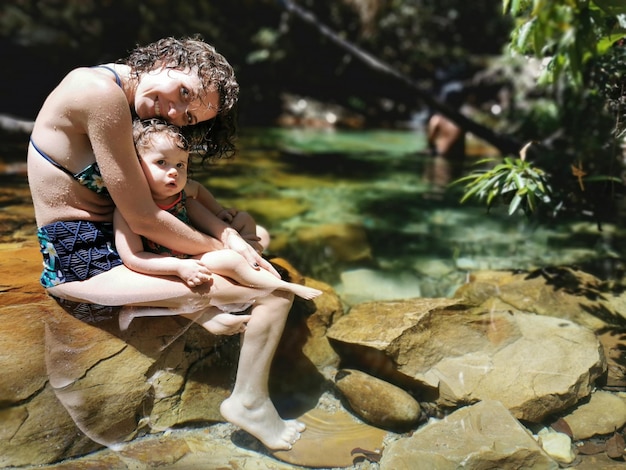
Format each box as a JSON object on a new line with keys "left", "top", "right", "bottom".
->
{"left": 223, "top": 229, "right": 281, "bottom": 278}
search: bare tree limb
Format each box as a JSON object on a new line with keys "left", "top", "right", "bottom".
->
{"left": 0, "top": 114, "right": 35, "bottom": 134}
{"left": 279, "top": 0, "right": 522, "bottom": 155}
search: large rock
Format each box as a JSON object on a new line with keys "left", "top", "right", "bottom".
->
{"left": 0, "top": 241, "right": 339, "bottom": 467}
{"left": 454, "top": 267, "right": 626, "bottom": 330}
{"left": 327, "top": 298, "right": 606, "bottom": 422}
{"left": 380, "top": 400, "right": 558, "bottom": 469}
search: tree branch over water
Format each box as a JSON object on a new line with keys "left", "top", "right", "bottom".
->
{"left": 0, "top": 114, "right": 34, "bottom": 135}
{"left": 279, "top": 0, "right": 522, "bottom": 156}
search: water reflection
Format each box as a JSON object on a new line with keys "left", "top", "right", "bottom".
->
{"left": 45, "top": 299, "right": 170, "bottom": 449}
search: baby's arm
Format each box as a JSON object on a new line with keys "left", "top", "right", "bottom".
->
{"left": 113, "top": 209, "right": 212, "bottom": 287}
{"left": 186, "top": 179, "right": 230, "bottom": 218}
{"left": 187, "top": 179, "right": 264, "bottom": 250}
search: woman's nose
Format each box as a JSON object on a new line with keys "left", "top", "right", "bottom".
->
{"left": 168, "top": 102, "right": 187, "bottom": 125}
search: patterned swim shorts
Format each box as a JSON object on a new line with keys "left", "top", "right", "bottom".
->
{"left": 37, "top": 220, "right": 123, "bottom": 288}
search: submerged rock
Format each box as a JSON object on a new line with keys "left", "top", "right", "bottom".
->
{"left": 380, "top": 400, "right": 558, "bottom": 469}
{"left": 272, "top": 407, "right": 387, "bottom": 468}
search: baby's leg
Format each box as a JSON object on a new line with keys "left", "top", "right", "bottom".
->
{"left": 199, "top": 250, "right": 322, "bottom": 300}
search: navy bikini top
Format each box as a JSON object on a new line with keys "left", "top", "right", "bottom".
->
{"left": 30, "top": 65, "right": 123, "bottom": 198}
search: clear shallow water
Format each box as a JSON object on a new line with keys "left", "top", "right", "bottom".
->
{"left": 196, "top": 127, "right": 626, "bottom": 304}
{"left": 1, "top": 126, "right": 624, "bottom": 303}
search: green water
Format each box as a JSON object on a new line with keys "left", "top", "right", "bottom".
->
{"left": 192, "top": 127, "right": 625, "bottom": 305}
{"left": 2, "top": 126, "right": 623, "bottom": 305}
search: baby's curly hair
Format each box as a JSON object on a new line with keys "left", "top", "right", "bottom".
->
{"left": 122, "top": 35, "right": 239, "bottom": 164}
{"left": 132, "top": 118, "right": 189, "bottom": 157}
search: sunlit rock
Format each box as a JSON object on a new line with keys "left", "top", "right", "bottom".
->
{"left": 334, "top": 368, "right": 421, "bottom": 431}
{"left": 536, "top": 427, "right": 576, "bottom": 464}
{"left": 561, "top": 390, "right": 626, "bottom": 440}
{"left": 380, "top": 400, "right": 558, "bottom": 469}
{"left": 328, "top": 298, "right": 606, "bottom": 422}
{"left": 454, "top": 267, "right": 626, "bottom": 330}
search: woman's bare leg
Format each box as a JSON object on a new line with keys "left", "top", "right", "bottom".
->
{"left": 49, "top": 265, "right": 303, "bottom": 449}
{"left": 49, "top": 265, "right": 261, "bottom": 334}
{"left": 220, "top": 290, "right": 305, "bottom": 451}
{"left": 199, "top": 250, "right": 322, "bottom": 300}
{"left": 47, "top": 264, "right": 265, "bottom": 309}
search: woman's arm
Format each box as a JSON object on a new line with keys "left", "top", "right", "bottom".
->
{"left": 76, "top": 71, "right": 222, "bottom": 255}
{"left": 113, "top": 209, "right": 212, "bottom": 287}
{"left": 187, "top": 198, "right": 280, "bottom": 278}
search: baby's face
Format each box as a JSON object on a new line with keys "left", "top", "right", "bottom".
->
{"left": 139, "top": 134, "right": 189, "bottom": 200}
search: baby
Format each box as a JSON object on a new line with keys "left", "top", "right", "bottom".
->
{"left": 113, "top": 119, "right": 322, "bottom": 323}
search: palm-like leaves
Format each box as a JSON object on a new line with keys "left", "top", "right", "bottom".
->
{"left": 455, "top": 155, "right": 552, "bottom": 216}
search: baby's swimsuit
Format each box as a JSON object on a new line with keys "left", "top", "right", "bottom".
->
{"left": 141, "top": 191, "right": 191, "bottom": 259}
{"left": 32, "top": 65, "right": 124, "bottom": 288}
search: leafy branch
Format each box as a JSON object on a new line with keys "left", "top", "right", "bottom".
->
{"left": 454, "top": 144, "right": 552, "bottom": 216}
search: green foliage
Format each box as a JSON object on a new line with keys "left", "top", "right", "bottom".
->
{"left": 456, "top": 0, "right": 626, "bottom": 224}
{"left": 504, "top": 0, "right": 626, "bottom": 88}
{"left": 455, "top": 154, "right": 552, "bottom": 216}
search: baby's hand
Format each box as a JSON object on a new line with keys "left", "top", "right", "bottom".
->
{"left": 216, "top": 208, "right": 237, "bottom": 223}
{"left": 177, "top": 259, "right": 212, "bottom": 287}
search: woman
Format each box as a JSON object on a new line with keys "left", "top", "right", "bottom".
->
{"left": 27, "top": 36, "right": 304, "bottom": 451}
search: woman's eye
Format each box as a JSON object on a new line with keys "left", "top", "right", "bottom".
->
{"left": 186, "top": 112, "right": 193, "bottom": 125}
{"left": 180, "top": 87, "right": 190, "bottom": 100}
{"left": 157, "top": 160, "right": 165, "bottom": 165}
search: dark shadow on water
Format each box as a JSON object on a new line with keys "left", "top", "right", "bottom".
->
{"left": 278, "top": 149, "right": 418, "bottom": 181}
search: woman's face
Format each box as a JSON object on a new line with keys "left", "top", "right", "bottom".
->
{"left": 134, "top": 67, "right": 219, "bottom": 127}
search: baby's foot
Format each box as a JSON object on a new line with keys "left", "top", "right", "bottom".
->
{"left": 220, "top": 396, "right": 305, "bottom": 451}
{"left": 196, "top": 311, "right": 251, "bottom": 336}
{"left": 289, "top": 284, "right": 323, "bottom": 300}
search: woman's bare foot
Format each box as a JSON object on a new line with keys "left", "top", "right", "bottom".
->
{"left": 220, "top": 395, "right": 305, "bottom": 451}
{"left": 191, "top": 311, "right": 251, "bottom": 335}
{"left": 288, "top": 284, "right": 323, "bottom": 300}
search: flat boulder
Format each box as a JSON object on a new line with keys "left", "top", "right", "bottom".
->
{"left": 327, "top": 299, "right": 606, "bottom": 422}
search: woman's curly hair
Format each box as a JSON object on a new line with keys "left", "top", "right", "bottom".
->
{"left": 121, "top": 35, "right": 239, "bottom": 165}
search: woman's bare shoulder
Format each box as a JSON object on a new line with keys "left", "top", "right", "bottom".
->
{"left": 56, "top": 67, "right": 127, "bottom": 109}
